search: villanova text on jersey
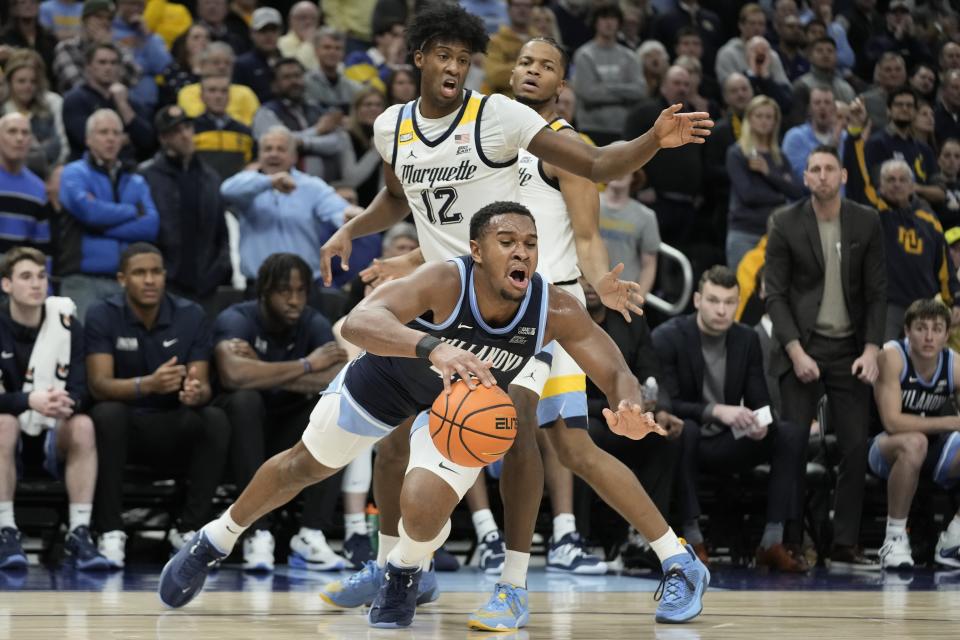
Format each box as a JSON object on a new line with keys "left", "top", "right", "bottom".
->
{"left": 342, "top": 255, "right": 549, "bottom": 426}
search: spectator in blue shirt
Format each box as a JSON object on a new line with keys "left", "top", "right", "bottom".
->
{"left": 212, "top": 253, "right": 353, "bottom": 572}
{"left": 782, "top": 86, "right": 846, "bottom": 185}
{"left": 220, "top": 125, "right": 358, "bottom": 285}
{"left": 84, "top": 243, "right": 230, "bottom": 568}
{"left": 58, "top": 108, "right": 159, "bottom": 321}
{"left": 39, "top": 0, "right": 84, "bottom": 41}
{"left": 0, "top": 247, "right": 108, "bottom": 571}
{"left": 233, "top": 7, "right": 282, "bottom": 104}
{"left": 111, "top": 0, "right": 172, "bottom": 113}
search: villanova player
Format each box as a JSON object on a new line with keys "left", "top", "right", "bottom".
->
{"left": 870, "top": 298, "right": 960, "bottom": 569}
{"left": 319, "top": 3, "right": 712, "bottom": 627}
{"left": 158, "top": 203, "right": 709, "bottom": 628}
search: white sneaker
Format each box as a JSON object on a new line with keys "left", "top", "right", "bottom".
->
{"left": 934, "top": 529, "right": 960, "bottom": 568}
{"left": 879, "top": 535, "right": 914, "bottom": 570}
{"left": 97, "top": 530, "right": 127, "bottom": 569}
{"left": 288, "top": 528, "right": 348, "bottom": 571}
{"left": 167, "top": 527, "right": 196, "bottom": 552}
{"left": 243, "top": 530, "right": 276, "bottom": 571}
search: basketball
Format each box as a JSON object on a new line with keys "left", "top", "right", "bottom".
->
{"left": 429, "top": 379, "right": 518, "bottom": 467}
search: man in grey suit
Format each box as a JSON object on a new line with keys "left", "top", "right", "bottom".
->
{"left": 765, "top": 145, "right": 887, "bottom": 569}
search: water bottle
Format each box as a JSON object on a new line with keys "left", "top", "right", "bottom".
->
{"left": 642, "top": 376, "right": 658, "bottom": 411}
{"left": 366, "top": 503, "right": 380, "bottom": 554}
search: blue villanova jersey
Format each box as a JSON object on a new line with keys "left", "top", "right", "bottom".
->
{"left": 342, "top": 255, "right": 549, "bottom": 425}
{"left": 889, "top": 338, "right": 955, "bottom": 416}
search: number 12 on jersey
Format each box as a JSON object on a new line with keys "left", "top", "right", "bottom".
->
{"left": 419, "top": 187, "right": 463, "bottom": 225}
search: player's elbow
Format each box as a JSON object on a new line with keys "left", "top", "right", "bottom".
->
{"left": 340, "top": 312, "right": 365, "bottom": 348}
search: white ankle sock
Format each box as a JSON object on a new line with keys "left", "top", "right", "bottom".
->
{"left": 388, "top": 519, "right": 450, "bottom": 569}
{"left": 203, "top": 507, "right": 247, "bottom": 555}
{"left": 650, "top": 528, "right": 688, "bottom": 565}
{"left": 500, "top": 550, "right": 530, "bottom": 587}
{"left": 553, "top": 513, "right": 576, "bottom": 541}
{"left": 886, "top": 517, "right": 908, "bottom": 541}
{"left": 344, "top": 512, "right": 367, "bottom": 538}
{"left": 472, "top": 509, "right": 498, "bottom": 541}
{"left": 378, "top": 533, "right": 400, "bottom": 568}
{"left": 947, "top": 514, "right": 960, "bottom": 539}
{"left": 68, "top": 503, "right": 92, "bottom": 532}
{"left": 0, "top": 501, "right": 15, "bottom": 530}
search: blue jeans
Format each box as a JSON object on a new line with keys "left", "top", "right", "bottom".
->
{"left": 726, "top": 230, "right": 763, "bottom": 270}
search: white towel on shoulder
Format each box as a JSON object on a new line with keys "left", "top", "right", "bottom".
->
{"left": 19, "top": 296, "right": 76, "bottom": 436}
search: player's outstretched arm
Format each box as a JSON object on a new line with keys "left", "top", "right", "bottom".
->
{"left": 875, "top": 347, "right": 960, "bottom": 435}
{"left": 319, "top": 162, "right": 411, "bottom": 286}
{"left": 550, "top": 148, "right": 643, "bottom": 321}
{"left": 545, "top": 287, "right": 665, "bottom": 440}
{"left": 340, "top": 261, "right": 496, "bottom": 393}
{"left": 526, "top": 104, "right": 713, "bottom": 183}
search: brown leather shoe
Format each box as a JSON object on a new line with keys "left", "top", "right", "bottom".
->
{"left": 756, "top": 543, "right": 809, "bottom": 573}
{"left": 692, "top": 542, "right": 710, "bottom": 566}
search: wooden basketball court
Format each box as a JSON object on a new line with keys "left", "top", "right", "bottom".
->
{"left": 2, "top": 566, "right": 958, "bottom": 639}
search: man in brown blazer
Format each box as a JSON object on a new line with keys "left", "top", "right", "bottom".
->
{"left": 765, "top": 145, "right": 887, "bottom": 568}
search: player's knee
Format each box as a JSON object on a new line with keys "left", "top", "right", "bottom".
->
{"left": 285, "top": 441, "right": 337, "bottom": 485}
{"left": 896, "top": 432, "right": 928, "bottom": 468}
{"left": 64, "top": 414, "right": 96, "bottom": 453}
{"left": 222, "top": 389, "right": 265, "bottom": 421}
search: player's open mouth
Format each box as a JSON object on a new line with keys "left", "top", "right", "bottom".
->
{"left": 441, "top": 78, "right": 458, "bottom": 98}
{"left": 508, "top": 268, "right": 529, "bottom": 289}
{"left": 521, "top": 77, "right": 539, "bottom": 91}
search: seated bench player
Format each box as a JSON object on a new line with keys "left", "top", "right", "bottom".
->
{"left": 871, "top": 298, "right": 960, "bottom": 570}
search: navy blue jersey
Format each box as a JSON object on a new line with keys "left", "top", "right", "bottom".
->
{"left": 342, "top": 255, "right": 549, "bottom": 425}
{"left": 888, "top": 338, "right": 955, "bottom": 416}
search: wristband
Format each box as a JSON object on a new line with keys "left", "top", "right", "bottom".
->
{"left": 415, "top": 335, "right": 442, "bottom": 359}
{"left": 300, "top": 357, "right": 312, "bottom": 373}
{"left": 134, "top": 376, "right": 142, "bottom": 398}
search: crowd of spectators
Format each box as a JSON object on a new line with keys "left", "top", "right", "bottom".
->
{"left": 1, "top": 0, "right": 960, "bottom": 575}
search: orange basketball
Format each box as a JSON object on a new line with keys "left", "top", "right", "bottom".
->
{"left": 429, "top": 379, "right": 517, "bottom": 467}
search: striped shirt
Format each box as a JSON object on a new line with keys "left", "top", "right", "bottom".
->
{"left": 0, "top": 166, "right": 50, "bottom": 259}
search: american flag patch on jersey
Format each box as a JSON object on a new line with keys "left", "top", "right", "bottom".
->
{"left": 455, "top": 133, "right": 470, "bottom": 144}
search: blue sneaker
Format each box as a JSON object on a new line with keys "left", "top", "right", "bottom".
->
{"left": 158, "top": 530, "right": 227, "bottom": 608}
{"left": 476, "top": 530, "right": 506, "bottom": 574}
{"left": 367, "top": 563, "right": 421, "bottom": 628}
{"left": 0, "top": 527, "right": 27, "bottom": 570}
{"left": 547, "top": 532, "right": 608, "bottom": 574}
{"left": 654, "top": 544, "right": 710, "bottom": 624}
{"left": 319, "top": 560, "right": 440, "bottom": 608}
{"left": 63, "top": 526, "right": 111, "bottom": 571}
{"left": 342, "top": 532, "right": 374, "bottom": 569}
{"left": 467, "top": 583, "right": 529, "bottom": 631}
{"left": 433, "top": 545, "right": 461, "bottom": 572}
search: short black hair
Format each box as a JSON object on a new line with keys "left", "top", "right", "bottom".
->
{"left": 523, "top": 36, "right": 569, "bottom": 73}
{"left": 406, "top": 3, "right": 488, "bottom": 55}
{"left": 698, "top": 265, "right": 738, "bottom": 292}
{"left": 806, "top": 144, "right": 841, "bottom": 168}
{"left": 469, "top": 201, "right": 536, "bottom": 241}
{"left": 904, "top": 298, "right": 951, "bottom": 330}
{"left": 273, "top": 57, "right": 305, "bottom": 73}
{"left": 887, "top": 85, "right": 917, "bottom": 108}
{"left": 119, "top": 242, "right": 163, "bottom": 272}
{"left": 84, "top": 41, "right": 121, "bottom": 65}
{"left": 373, "top": 18, "right": 404, "bottom": 38}
{"left": 803, "top": 19, "right": 827, "bottom": 35}
{"left": 256, "top": 252, "right": 313, "bottom": 302}
{"left": 810, "top": 36, "right": 836, "bottom": 50}
{"left": 589, "top": 2, "right": 623, "bottom": 32}
{"left": 675, "top": 26, "right": 701, "bottom": 44}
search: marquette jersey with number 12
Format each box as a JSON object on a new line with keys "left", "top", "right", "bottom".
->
{"left": 378, "top": 90, "right": 546, "bottom": 263}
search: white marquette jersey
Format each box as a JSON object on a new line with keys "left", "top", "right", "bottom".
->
{"left": 518, "top": 117, "right": 581, "bottom": 284}
{"left": 373, "top": 91, "right": 547, "bottom": 263}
